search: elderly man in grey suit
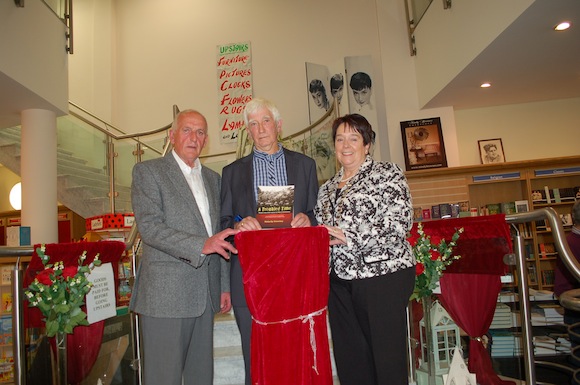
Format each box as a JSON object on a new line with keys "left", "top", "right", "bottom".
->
{"left": 220, "top": 98, "right": 319, "bottom": 385}
{"left": 131, "top": 109, "right": 238, "bottom": 385}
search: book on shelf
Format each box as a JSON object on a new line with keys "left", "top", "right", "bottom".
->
{"left": 413, "top": 207, "right": 423, "bottom": 221}
{"left": 431, "top": 205, "right": 441, "bottom": 219}
{"left": 574, "top": 186, "right": 580, "bottom": 200}
{"left": 515, "top": 200, "right": 529, "bottom": 213}
{"left": 450, "top": 203, "right": 460, "bottom": 218}
{"left": 0, "top": 266, "right": 12, "bottom": 286}
{"left": 559, "top": 187, "right": 576, "bottom": 201}
{"left": 256, "top": 185, "right": 294, "bottom": 228}
{"left": 552, "top": 188, "right": 561, "bottom": 203}
{"left": 544, "top": 186, "right": 552, "bottom": 204}
{"left": 439, "top": 203, "right": 452, "bottom": 218}
{"left": 1, "top": 293, "right": 11, "bottom": 313}
{"left": 500, "top": 201, "right": 516, "bottom": 215}
{"left": 422, "top": 209, "right": 431, "bottom": 220}
{"left": 527, "top": 264, "right": 537, "bottom": 285}
{"left": 560, "top": 213, "right": 573, "bottom": 227}
{"left": 458, "top": 201, "right": 470, "bottom": 213}
{"left": 486, "top": 203, "right": 501, "bottom": 215}
{"left": 541, "top": 269, "right": 555, "bottom": 286}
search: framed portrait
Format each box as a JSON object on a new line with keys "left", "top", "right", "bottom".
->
{"left": 478, "top": 138, "right": 505, "bottom": 164}
{"left": 400, "top": 117, "right": 447, "bottom": 171}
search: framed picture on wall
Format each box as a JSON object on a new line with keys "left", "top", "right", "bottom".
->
{"left": 400, "top": 117, "right": 447, "bottom": 171}
{"left": 478, "top": 138, "right": 505, "bottom": 164}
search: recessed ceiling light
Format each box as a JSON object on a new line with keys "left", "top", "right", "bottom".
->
{"left": 480, "top": 83, "right": 491, "bottom": 88}
{"left": 555, "top": 22, "right": 571, "bottom": 31}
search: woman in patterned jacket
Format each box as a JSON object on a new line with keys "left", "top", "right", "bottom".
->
{"left": 315, "top": 114, "right": 415, "bottom": 385}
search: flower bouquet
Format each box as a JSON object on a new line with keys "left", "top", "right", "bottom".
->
{"left": 409, "top": 222, "right": 463, "bottom": 301}
{"left": 25, "top": 245, "right": 101, "bottom": 337}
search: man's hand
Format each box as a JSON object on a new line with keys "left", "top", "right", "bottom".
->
{"left": 202, "top": 228, "right": 239, "bottom": 259}
{"left": 235, "top": 216, "right": 261, "bottom": 231}
{"left": 291, "top": 212, "right": 312, "bottom": 228}
{"left": 220, "top": 292, "right": 232, "bottom": 313}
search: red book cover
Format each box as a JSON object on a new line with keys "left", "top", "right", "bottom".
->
{"left": 256, "top": 185, "right": 295, "bottom": 228}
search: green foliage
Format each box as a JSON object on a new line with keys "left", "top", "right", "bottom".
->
{"left": 410, "top": 223, "right": 463, "bottom": 301}
{"left": 25, "top": 245, "right": 102, "bottom": 337}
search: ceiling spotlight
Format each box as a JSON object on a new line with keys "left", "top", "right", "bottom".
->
{"left": 555, "top": 22, "right": 571, "bottom": 31}
{"left": 480, "top": 83, "right": 491, "bottom": 88}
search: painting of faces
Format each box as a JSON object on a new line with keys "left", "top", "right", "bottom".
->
{"left": 305, "top": 62, "right": 331, "bottom": 125}
{"left": 345, "top": 55, "right": 378, "bottom": 142}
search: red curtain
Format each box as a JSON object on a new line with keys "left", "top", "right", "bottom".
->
{"left": 235, "top": 227, "right": 333, "bottom": 385}
{"left": 410, "top": 215, "right": 515, "bottom": 385}
{"left": 23, "top": 241, "right": 125, "bottom": 384}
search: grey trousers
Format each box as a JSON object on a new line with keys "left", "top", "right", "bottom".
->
{"left": 139, "top": 305, "right": 214, "bottom": 385}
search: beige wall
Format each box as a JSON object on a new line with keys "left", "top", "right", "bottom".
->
{"left": 68, "top": 0, "right": 579, "bottom": 172}
{"left": 456, "top": 97, "right": 580, "bottom": 165}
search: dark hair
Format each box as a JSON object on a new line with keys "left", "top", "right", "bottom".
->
{"left": 309, "top": 79, "right": 326, "bottom": 94}
{"left": 349, "top": 72, "right": 372, "bottom": 91}
{"left": 331, "top": 114, "right": 376, "bottom": 146}
{"left": 330, "top": 73, "right": 344, "bottom": 91}
{"left": 483, "top": 143, "right": 497, "bottom": 152}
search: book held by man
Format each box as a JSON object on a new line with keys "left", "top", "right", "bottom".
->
{"left": 256, "top": 185, "right": 295, "bottom": 228}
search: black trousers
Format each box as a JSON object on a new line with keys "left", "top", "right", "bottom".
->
{"left": 328, "top": 267, "right": 414, "bottom": 385}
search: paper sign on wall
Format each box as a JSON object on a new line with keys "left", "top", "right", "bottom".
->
{"left": 216, "top": 41, "right": 253, "bottom": 144}
{"left": 86, "top": 262, "right": 116, "bottom": 324}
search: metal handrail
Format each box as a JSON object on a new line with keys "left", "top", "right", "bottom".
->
{"left": 505, "top": 207, "right": 580, "bottom": 385}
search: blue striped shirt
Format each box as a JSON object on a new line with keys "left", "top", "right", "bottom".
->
{"left": 253, "top": 144, "right": 288, "bottom": 201}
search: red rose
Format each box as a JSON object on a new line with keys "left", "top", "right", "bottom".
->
{"left": 36, "top": 268, "right": 54, "bottom": 286}
{"left": 430, "top": 251, "right": 440, "bottom": 261}
{"left": 62, "top": 266, "right": 78, "bottom": 279}
{"left": 415, "top": 263, "right": 425, "bottom": 276}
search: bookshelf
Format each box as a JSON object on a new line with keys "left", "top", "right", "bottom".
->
{"left": 406, "top": 156, "right": 580, "bottom": 291}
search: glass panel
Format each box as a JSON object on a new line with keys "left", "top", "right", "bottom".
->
{"left": 410, "top": 0, "right": 433, "bottom": 26}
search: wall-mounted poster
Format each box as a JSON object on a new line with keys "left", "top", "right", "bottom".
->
{"left": 305, "top": 62, "right": 331, "bottom": 124}
{"left": 216, "top": 41, "right": 253, "bottom": 144}
{"left": 400, "top": 117, "right": 448, "bottom": 171}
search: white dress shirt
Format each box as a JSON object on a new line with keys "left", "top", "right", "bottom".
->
{"left": 172, "top": 150, "right": 213, "bottom": 236}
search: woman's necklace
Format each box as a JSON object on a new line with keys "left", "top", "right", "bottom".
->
{"left": 340, "top": 174, "right": 356, "bottom": 183}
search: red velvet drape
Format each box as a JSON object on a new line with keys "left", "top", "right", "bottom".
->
{"left": 410, "top": 215, "right": 515, "bottom": 385}
{"left": 235, "top": 227, "right": 333, "bottom": 385}
{"left": 23, "top": 241, "right": 125, "bottom": 384}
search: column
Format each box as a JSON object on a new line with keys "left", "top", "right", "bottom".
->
{"left": 20, "top": 109, "right": 58, "bottom": 244}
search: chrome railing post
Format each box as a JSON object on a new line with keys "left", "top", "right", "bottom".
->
{"left": 12, "top": 257, "right": 25, "bottom": 385}
{"left": 106, "top": 137, "right": 117, "bottom": 213}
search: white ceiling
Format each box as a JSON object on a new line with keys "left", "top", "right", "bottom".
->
{"left": 0, "top": 1, "right": 579, "bottom": 129}
{"left": 423, "top": 0, "right": 580, "bottom": 110}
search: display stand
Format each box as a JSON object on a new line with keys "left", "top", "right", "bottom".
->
{"left": 410, "top": 215, "right": 515, "bottom": 385}
{"left": 235, "top": 226, "right": 333, "bottom": 385}
{"left": 23, "top": 241, "right": 125, "bottom": 385}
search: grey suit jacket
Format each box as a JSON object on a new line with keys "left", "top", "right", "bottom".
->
{"left": 220, "top": 148, "right": 319, "bottom": 306}
{"left": 130, "top": 152, "right": 229, "bottom": 318}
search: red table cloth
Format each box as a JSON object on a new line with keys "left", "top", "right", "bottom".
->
{"left": 23, "top": 241, "right": 125, "bottom": 384}
{"left": 235, "top": 226, "right": 332, "bottom": 385}
{"left": 409, "top": 215, "right": 515, "bottom": 385}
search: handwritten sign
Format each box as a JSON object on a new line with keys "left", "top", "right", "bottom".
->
{"left": 86, "top": 263, "right": 117, "bottom": 324}
{"left": 216, "top": 41, "right": 253, "bottom": 144}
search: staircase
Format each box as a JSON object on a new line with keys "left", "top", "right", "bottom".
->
{"left": 0, "top": 125, "right": 132, "bottom": 219}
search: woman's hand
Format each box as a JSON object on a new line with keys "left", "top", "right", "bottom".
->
{"left": 324, "top": 225, "right": 347, "bottom": 245}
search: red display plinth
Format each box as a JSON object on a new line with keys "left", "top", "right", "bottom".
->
{"left": 235, "top": 226, "right": 332, "bottom": 385}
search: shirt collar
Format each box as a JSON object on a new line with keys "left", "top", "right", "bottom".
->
{"left": 253, "top": 143, "right": 284, "bottom": 161}
{"left": 172, "top": 150, "right": 201, "bottom": 173}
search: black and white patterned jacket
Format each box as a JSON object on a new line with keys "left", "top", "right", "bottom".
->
{"left": 315, "top": 156, "right": 415, "bottom": 280}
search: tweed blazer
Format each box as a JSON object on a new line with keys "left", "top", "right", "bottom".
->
{"left": 130, "top": 152, "right": 229, "bottom": 318}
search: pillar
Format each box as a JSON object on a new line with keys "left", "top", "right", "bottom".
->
{"left": 20, "top": 109, "right": 58, "bottom": 244}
